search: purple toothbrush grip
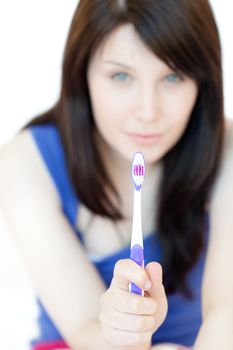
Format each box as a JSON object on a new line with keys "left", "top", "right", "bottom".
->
{"left": 130, "top": 244, "right": 144, "bottom": 295}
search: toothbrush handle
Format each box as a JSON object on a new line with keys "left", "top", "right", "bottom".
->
{"left": 129, "top": 244, "right": 144, "bottom": 296}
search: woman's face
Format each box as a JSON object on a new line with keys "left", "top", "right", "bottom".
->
{"left": 87, "top": 24, "right": 198, "bottom": 165}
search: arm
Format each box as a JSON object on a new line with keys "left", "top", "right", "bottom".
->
{"left": 193, "top": 119, "right": 233, "bottom": 350}
{"left": 0, "top": 131, "right": 108, "bottom": 349}
{"left": 193, "top": 307, "right": 233, "bottom": 350}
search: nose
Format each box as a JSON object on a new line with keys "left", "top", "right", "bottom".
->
{"left": 135, "top": 86, "right": 161, "bottom": 123}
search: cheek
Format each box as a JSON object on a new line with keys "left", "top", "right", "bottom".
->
{"left": 165, "top": 86, "right": 197, "bottom": 128}
{"left": 90, "top": 86, "right": 131, "bottom": 126}
{"left": 88, "top": 87, "right": 123, "bottom": 140}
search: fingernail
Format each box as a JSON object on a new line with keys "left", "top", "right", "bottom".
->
{"left": 144, "top": 280, "right": 152, "bottom": 290}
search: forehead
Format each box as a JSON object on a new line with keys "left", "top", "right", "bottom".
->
{"left": 100, "top": 24, "right": 144, "bottom": 59}
{"left": 89, "top": 24, "right": 169, "bottom": 71}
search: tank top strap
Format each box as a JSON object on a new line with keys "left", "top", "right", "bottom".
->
{"left": 29, "top": 123, "right": 80, "bottom": 232}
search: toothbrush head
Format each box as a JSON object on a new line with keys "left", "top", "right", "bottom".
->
{"left": 131, "top": 152, "right": 146, "bottom": 191}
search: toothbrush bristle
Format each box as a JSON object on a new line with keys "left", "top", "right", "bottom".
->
{"left": 133, "top": 164, "right": 144, "bottom": 177}
{"left": 131, "top": 152, "right": 146, "bottom": 190}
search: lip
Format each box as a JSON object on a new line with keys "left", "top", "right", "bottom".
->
{"left": 127, "top": 132, "right": 163, "bottom": 145}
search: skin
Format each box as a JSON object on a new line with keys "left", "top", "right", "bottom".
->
{"left": 87, "top": 24, "right": 198, "bottom": 349}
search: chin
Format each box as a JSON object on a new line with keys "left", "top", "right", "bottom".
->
{"left": 127, "top": 147, "right": 162, "bottom": 162}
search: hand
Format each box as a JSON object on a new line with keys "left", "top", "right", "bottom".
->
{"left": 99, "top": 259, "right": 168, "bottom": 349}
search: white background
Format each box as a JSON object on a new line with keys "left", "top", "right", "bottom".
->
{"left": 0, "top": 1, "right": 232, "bottom": 349}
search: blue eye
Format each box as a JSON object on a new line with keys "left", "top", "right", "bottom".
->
{"left": 112, "top": 72, "right": 131, "bottom": 82}
{"left": 164, "top": 72, "right": 182, "bottom": 82}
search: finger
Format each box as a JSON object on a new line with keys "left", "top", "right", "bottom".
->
{"left": 145, "top": 262, "right": 165, "bottom": 299}
{"left": 99, "top": 307, "right": 155, "bottom": 333}
{"left": 145, "top": 262, "right": 168, "bottom": 327}
{"left": 112, "top": 259, "right": 152, "bottom": 292}
{"left": 102, "top": 327, "right": 152, "bottom": 347}
{"left": 105, "top": 288, "right": 157, "bottom": 315}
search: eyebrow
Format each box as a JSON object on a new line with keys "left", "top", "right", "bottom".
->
{"left": 103, "top": 60, "right": 135, "bottom": 71}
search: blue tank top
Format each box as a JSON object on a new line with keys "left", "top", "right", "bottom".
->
{"left": 29, "top": 123, "right": 209, "bottom": 348}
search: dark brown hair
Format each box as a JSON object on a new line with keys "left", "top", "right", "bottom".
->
{"left": 24, "top": 0, "right": 224, "bottom": 297}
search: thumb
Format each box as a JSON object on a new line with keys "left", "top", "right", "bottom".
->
{"left": 145, "top": 262, "right": 166, "bottom": 300}
{"left": 145, "top": 262, "right": 168, "bottom": 330}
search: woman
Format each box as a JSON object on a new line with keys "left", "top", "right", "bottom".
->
{"left": 0, "top": 1, "right": 233, "bottom": 349}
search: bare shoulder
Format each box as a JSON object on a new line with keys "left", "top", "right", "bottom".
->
{"left": 210, "top": 117, "right": 233, "bottom": 203}
{"left": 0, "top": 128, "right": 60, "bottom": 206}
{"left": 223, "top": 117, "right": 233, "bottom": 157}
{"left": 0, "top": 127, "right": 36, "bottom": 162}
{"left": 202, "top": 119, "right": 233, "bottom": 318}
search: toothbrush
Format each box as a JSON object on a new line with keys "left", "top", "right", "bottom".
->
{"left": 129, "top": 152, "right": 146, "bottom": 296}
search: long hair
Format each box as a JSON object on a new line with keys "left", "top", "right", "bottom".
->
{"left": 24, "top": 0, "right": 224, "bottom": 297}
